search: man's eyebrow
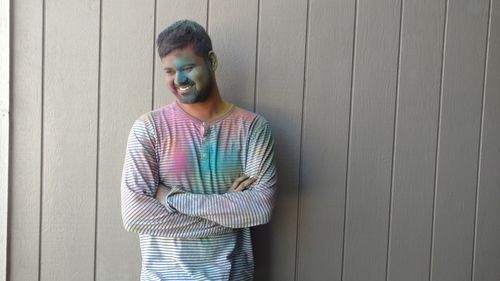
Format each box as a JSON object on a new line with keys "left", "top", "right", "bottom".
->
{"left": 163, "top": 63, "right": 195, "bottom": 70}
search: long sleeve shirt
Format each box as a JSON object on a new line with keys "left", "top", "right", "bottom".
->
{"left": 121, "top": 101, "right": 277, "bottom": 280}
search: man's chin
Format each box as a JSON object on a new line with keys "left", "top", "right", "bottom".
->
{"left": 176, "top": 92, "right": 209, "bottom": 104}
{"left": 173, "top": 91, "right": 196, "bottom": 104}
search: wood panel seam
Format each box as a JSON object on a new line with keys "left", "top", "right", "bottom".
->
{"left": 470, "top": 1, "right": 493, "bottom": 280}
{"left": 206, "top": 0, "right": 210, "bottom": 32}
{"left": 252, "top": 0, "right": 261, "bottom": 112}
{"left": 151, "top": 0, "right": 158, "bottom": 111}
{"left": 429, "top": 0, "right": 449, "bottom": 279}
{"left": 341, "top": 0, "right": 359, "bottom": 279}
{"left": 294, "top": 0, "right": 311, "bottom": 279}
{"left": 385, "top": 0, "right": 405, "bottom": 280}
{"left": 38, "top": 0, "right": 46, "bottom": 279}
{"left": 93, "top": 0, "right": 103, "bottom": 280}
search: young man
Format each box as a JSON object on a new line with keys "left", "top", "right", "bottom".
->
{"left": 121, "top": 20, "right": 277, "bottom": 280}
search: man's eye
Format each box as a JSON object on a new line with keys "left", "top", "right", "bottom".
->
{"left": 183, "top": 66, "right": 193, "bottom": 72}
{"left": 165, "top": 70, "right": 175, "bottom": 75}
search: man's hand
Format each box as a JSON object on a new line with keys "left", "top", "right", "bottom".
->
{"left": 155, "top": 183, "right": 172, "bottom": 204}
{"left": 228, "top": 175, "right": 256, "bottom": 192}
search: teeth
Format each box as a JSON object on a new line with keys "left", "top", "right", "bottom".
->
{"left": 179, "top": 85, "right": 191, "bottom": 91}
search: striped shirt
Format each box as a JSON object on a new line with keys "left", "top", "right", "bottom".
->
{"left": 121, "top": 101, "right": 277, "bottom": 280}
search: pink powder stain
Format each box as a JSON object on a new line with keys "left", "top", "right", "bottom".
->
{"left": 172, "top": 147, "right": 189, "bottom": 173}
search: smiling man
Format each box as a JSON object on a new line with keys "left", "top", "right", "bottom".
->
{"left": 120, "top": 20, "right": 277, "bottom": 280}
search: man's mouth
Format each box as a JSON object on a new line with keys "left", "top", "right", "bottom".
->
{"left": 176, "top": 84, "right": 194, "bottom": 94}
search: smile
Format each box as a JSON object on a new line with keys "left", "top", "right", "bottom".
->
{"left": 176, "top": 84, "right": 194, "bottom": 94}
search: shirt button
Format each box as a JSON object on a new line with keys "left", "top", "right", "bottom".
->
{"left": 201, "top": 153, "right": 208, "bottom": 159}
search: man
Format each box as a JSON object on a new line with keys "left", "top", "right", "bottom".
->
{"left": 121, "top": 20, "right": 277, "bottom": 280}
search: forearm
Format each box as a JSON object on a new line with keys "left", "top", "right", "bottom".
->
{"left": 122, "top": 185, "right": 233, "bottom": 237}
{"left": 165, "top": 176, "right": 277, "bottom": 228}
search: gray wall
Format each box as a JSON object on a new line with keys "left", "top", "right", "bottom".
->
{"left": 0, "top": 0, "right": 10, "bottom": 279}
{"left": 8, "top": 0, "right": 500, "bottom": 280}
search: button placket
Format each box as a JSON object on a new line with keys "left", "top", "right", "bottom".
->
{"left": 201, "top": 123, "right": 210, "bottom": 160}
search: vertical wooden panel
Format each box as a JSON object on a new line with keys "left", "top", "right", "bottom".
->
{"left": 96, "top": 0, "right": 155, "bottom": 280}
{"left": 256, "top": 0, "right": 307, "bottom": 280}
{"left": 153, "top": 0, "right": 208, "bottom": 109}
{"left": 208, "top": 0, "right": 258, "bottom": 111}
{"left": 473, "top": 1, "right": 500, "bottom": 280}
{"left": 387, "top": 1, "right": 445, "bottom": 280}
{"left": 431, "top": 0, "right": 489, "bottom": 280}
{"left": 208, "top": 1, "right": 264, "bottom": 276}
{"left": 0, "top": 0, "right": 9, "bottom": 279}
{"left": 9, "top": 0, "right": 43, "bottom": 280}
{"left": 41, "top": 0, "right": 99, "bottom": 280}
{"left": 296, "top": 0, "right": 354, "bottom": 280}
{"left": 343, "top": 0, "right": 401, "bottom": 280}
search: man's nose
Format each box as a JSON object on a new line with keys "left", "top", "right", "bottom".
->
{"left": 175, "top": 72, "right": 187, "bottom": 85}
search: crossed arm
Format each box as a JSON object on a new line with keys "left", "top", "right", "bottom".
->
{"left": 157, "top": 121, "right": 277, "bottom": 228}
{"left": 121, "top": 118, "right": 232, "bottom": 238}
{"left": 121, "top": 115, "right": 277, "bottom": 237}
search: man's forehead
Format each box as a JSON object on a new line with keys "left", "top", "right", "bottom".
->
{"left": 162, "top": 47, "right": 203, "bottom": 67}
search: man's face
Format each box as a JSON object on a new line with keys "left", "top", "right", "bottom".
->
{"left": 161, "top": 46, "right": 214, "bottom": 104}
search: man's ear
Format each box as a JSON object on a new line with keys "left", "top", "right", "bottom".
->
{"left": 208, "top": 51, "right": 218, "bottom": 72}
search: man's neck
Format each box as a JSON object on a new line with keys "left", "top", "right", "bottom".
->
{"left": 177, "top": 89, "right": 232, "bottom": 123}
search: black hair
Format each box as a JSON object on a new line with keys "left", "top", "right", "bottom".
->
{"left": 156, "top": 20, "right": 213, "bottom": 59}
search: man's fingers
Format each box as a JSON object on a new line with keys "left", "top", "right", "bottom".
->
{"left": 235, "top": 177, "right": 256, "bottom": 191}
{"left": 231, "top": 175, "right": 250, "bottom": 191}
{"left": 229, "top": 175, "right": 257, "bottom": 192}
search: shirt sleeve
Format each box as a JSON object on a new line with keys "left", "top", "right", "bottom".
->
{"left": 121, "top": 116, "right": 233, "bottom": 238}
{"left": 165, "top": 117, "right": 277, "bottom": 229}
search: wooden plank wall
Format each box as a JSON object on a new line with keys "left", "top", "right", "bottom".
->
{"left": 0, "top": 0, "right": 9, "bottom": 279}
{"left": 9, "top": 0, "right": 43, "bottom": 280}
{"left": 8, "top": 0, "right": 499, "bottom": 280}
{"left": 96, "top": 1, "right": 155, "bottom": 280}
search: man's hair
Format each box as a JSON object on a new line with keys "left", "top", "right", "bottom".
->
{"left": 156, "top": 20, "right": 213, "bottom": 59}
